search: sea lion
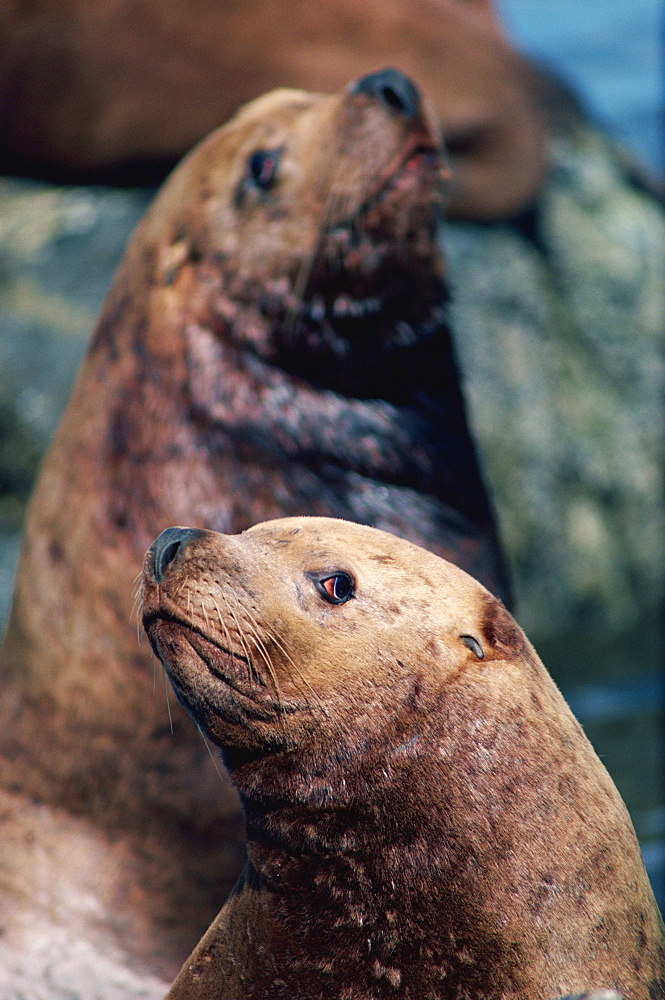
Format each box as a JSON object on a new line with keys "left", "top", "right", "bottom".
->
{"left": 142, "top": 517, "right": 665, "bottom": 1000}
{"left": 0, "top": 71, "right": 509, "bottom": 988}
{"left": 0, "top": 0, "right": 547, "bottom": 219}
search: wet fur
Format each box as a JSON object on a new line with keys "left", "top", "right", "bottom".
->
{"left": 0, "top": 79, "right": 508, "bottom": 982}
{"left": 142, "top": 518, "right": 665, "bottom": 1000}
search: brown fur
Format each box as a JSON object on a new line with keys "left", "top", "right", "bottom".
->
{"left": 0, "top": 75, "right": 509, "bottom": 982}
{"left": 141, "top": 517, "right": 665, "bottom": 1000}
{"left": 0, "top": 0, "right": 547, "bottom": 219}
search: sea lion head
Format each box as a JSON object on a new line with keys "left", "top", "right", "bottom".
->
{"left": 141, "top": 516, "right": 519, "bottom": 757}
{"left": 136, "top": 69, "right": 449, "bottom": 396}
{"left": 142, "top": 518, "right": 665, "bottom": 1000}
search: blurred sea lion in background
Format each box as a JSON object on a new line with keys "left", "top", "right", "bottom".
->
{"left": 1, "top": 0, "right": 661, "bottom": 639}
{"left": 0, "top": 71, "right": 509, "bottom": 997}
{"left": 0, "top": 0, "right": 548, "bottom": 220}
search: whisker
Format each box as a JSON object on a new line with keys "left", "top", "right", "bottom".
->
{"left": 212, "top": 598, "right": 235, "bottom": 652}
{"left": 199, "top": 593, "right": 211, "bottom": 629}
{"left": 241, "top": 608, "right": 285, "bottom": 716}
{"left": 131, "top": 571, "right": 142, "bottom": 601}
{"left": 282, "top": 156, "right": 351, "bottom": 335}
{"left": 221, "top": 590, "right": 255, "bottom": 684}
{"left": 131, "top": 572, "right": 144, "bottom": 642}
{"left": 197, "top": 725, "right": 227, "bottom": 787}
{"left": 162, "top": 667, "right": 174, "bottom": 734}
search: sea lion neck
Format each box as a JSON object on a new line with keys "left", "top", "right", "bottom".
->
{"left": 196, "top": 691, "right": 537, "bottom": 999}
{"left": 166, "top": 250, "right": 451, "bottom": 402}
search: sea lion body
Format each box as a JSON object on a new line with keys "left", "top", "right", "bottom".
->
{"left": 0, "top": 0, "right": 547, "bottom": 219}
{"left": 142, "top": 517, "right": 665, "bottom": 1000}
{"left": 0, "top": 73, "right": 508, "bottom": 986}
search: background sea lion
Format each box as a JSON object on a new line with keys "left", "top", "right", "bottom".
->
{"left": 142, "top": 517, "right": 665, "bottom": 1000}
{"left": 0, "top": 0, "right": 547, "bottom": 220}
{"left": 0, "top": 71, "right": 509, "bottom": 993}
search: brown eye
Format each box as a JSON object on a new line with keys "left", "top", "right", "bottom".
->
{"left": 307, "top": 571, "right": 354, "bottom": 604}
{"left": 461, "top": 635, "right": 484, "bottom": 659}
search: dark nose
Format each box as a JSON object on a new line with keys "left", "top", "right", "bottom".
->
{"left": 149, "top": 526, "right": 203, "bottom": 582}
{"left": 349, "top": 68, "right": 421, "bottom": 119}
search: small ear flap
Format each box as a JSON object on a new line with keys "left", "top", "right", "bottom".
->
{"left": 461, "top": 635, "right": 484, "bottom": 659}
{"left": 480, "top": 593, "right": 527, "bottom": 656}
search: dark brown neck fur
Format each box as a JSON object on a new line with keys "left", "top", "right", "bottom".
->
{"left": 213, "top": 664, "right": 663, "bottom": 1000}
{"left": 90, "top": 242, "right": 509, "bottom": 600}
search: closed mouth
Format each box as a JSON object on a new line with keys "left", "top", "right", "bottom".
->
{"left": 143, "top": 611, "right": 266, "bottom": 701}
{"left": 350, "top": 138, "right": 445, "bottom": 223}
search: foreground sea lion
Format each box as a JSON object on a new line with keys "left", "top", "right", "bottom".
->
{"left": 0, "top": 0, "right": 547, "bottom": 219}
{"left": 142, "top": 517, "right": 665, "bottom": 1000}
{"left": 0, "top": 71, "right": 509, "bottom": 991}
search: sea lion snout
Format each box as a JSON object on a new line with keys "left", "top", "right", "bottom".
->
{"left": 349, "top": 68, "right": 421, "bottom": 120}
{"left": 149, "top": 526, "right": 206, "bottom": 582}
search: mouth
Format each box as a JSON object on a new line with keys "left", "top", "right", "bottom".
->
{"left": 143, "top": 611, "right": 270, "bottom": 703}
{"left": 359, "top": 136, "right": 448, "bottom": 214}
{"left": 289, "top": 138, "right": 446, "bottom": 328}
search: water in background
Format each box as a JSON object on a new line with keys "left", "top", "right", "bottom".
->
{"left": 500, "top": 0, "right": 663, "bottom": 172}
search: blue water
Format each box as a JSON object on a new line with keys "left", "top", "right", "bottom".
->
{"left": 499, "top": 0, "right": 663, "bottom": 172}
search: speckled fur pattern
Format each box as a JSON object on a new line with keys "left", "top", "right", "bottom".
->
{"left": 142, "top": 517, "right": 665, "bottom": 1000}
{"left": 0, "top": 76, "right": 508, "bottom": 989}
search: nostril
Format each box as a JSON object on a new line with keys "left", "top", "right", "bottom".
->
{"left": 150, "top": 526, "right": 201, "bottom": 582}
{"left": 381, "top": 84, "right": 408, "bottom": 114}
{"left": 349, "top": 68, "right": 421, "bottom": 119}
{"left": 157, "top": 539, "right": 182, "bottom": 579}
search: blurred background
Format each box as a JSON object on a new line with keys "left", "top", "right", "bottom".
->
{"left": 1, "top": 0, "right": 663, "bottom": 904}
{"left": 500, "top": 0, "right": 662, "bottom": 172}
{"left": 497, "top": 0, "right": 664, "bottom": 902}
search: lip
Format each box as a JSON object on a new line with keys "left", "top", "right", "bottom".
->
{"left": 360, "top": 133, "right": 448, "bottom": 212}
{"left": 144, "top": 611, "right": 264, "bottom": 701}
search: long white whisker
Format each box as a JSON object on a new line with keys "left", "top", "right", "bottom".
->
{"left": 213, "top": 597, "right": 235, "bottom": 651}
{"left": 241, "top": 608, "right": 284, "bottom": 716}
{"left": 282, "top": 154, "right": 352, "bottom": 335}
{"left": 197, "top": 725, "right": 227, "bottom": 786}
{"left": 162, "top": 667, "right": 174, "bottom": 734}
{"left": 222, "top": 591, "right": 254, "bottom": 673}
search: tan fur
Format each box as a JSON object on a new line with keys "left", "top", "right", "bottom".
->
{"left": 142, "top": 518, "right": 665, "bottom": 1000}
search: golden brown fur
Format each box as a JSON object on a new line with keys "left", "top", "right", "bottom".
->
{"left": 0, "top": 0, "right": 547, "bottom": 219}
{"left": 0, "top": 74, "right": 508, "bottom": 988}
{"left": 142, "top": 517, "right": 665, "bottom": 1000}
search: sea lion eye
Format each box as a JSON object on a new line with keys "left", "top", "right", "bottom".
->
{"left": 461, "top": 635, "right": 484, "bottom": 659}
{"left": 247, "top": 149, "right": 280, "bottom": 190}
{"left": 307, "top": 572, "right": 354, "bottom": 604}
{"left": 321, "top": 574, "right": 353, "bottom": 604}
